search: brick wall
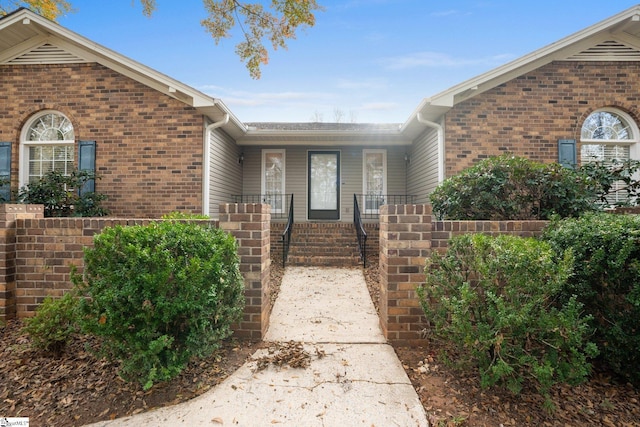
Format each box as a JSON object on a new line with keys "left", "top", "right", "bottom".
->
{"left": 14, "top": 217, "right": 153, "bottom": 316}
{"left": 0, "top": 204, "right": 44, "bottom": 319}
{"left": 444, "top": 61, "right": 640, "bottom": 176}
{"left": 219, "top": 203, "right": 271, "bottom": 340}
{"left": 379, "top": 204, "right": 548, "bottom": 345}
{"left": 0, "top": 63, "right": 205, "bottom": 217}
{"left": 0, "top": 204, "right": 271, "bottom": 341}
{"left": 379, "top": 204, "right": 433, "bottom": 345}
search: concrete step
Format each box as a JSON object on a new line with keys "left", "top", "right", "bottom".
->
{"left": 287, "top": 255, "right": 362, "bottom": 267}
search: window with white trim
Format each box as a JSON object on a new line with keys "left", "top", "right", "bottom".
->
{"left": 20, "top": 111, "right": 75, "bottom": 187}
{"left": 363, "top": 149, "right": 387, "bottom": 213}
{"left": 580, "top": 109, "right": 639, "bottom": 204}
{"left": 261, "top": 149, "right": 285, "bottom": 214}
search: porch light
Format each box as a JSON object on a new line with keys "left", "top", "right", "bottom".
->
{"left": 238, "top": 153, "right": 244, "bottom": 164}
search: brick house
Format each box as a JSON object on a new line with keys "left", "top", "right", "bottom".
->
{"left": 2, "top": 6, "right": 640, "bottom": 223}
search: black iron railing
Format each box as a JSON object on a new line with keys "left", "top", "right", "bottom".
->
{"left": 353, "top": 194, "right": 367, "bottom": 267}
{"left": 354, "top": 194, "right": 417, "bottom": 219}
{"left": 231, "top": 194, "right": 292, "bottom": 219}
{"left": 282, "top": 194, "right": 294, "bottom": 268}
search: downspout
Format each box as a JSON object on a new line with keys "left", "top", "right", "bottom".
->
{"left": 202, "top": 114, "right": 230, "bottom": 216}
{"left": 416, "top": 112, "right": 445, "bottom": 183}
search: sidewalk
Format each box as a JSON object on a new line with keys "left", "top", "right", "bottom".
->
{"left": 87, "top": 267, "right": 429, "bottom": 426}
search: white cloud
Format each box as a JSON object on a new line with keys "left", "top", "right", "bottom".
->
{"left": 197, "top": 85, "right": 336, "bottom": 108}
{"left": 381, "top": 51, "right": 515, "bottom": 70}
{"left": 336, "top": 78, "right": 388, "bottom": 90}
{"left": 360, "top": 101, "right": 399, "bottom": 111}
{"left": 430, "top": 9, "right": 460, "bottom": 17}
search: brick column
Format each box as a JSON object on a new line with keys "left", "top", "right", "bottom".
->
{"left": 379, "top": 204, "right": 432, "bottom": 345}
{"left": 0, "top": 204, "right": 44, "bottom": 322}
{"left": 219, "top": 203, "right": 271, "bottom": 340}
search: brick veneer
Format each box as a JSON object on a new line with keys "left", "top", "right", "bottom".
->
{"left": 379, "top": 204, "right": 433, "bottom": 346}
{"left": 219, "top": 203, "right": 271, "bottom": 340}
{"left": 444, "top": 61, "right": 640, "bottom": 177}
{"left": 0, "top": 63, "right": 205, "bottom": 217}
{"left": 0, "top": 203, "right": 271, "bottom": 341}
{"left": 379, "top": 204, "right": 548, "bottom": 345}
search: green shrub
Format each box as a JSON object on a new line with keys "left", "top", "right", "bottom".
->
{"left": 430, "top": 155, "right": 599, "bottom": 220}
{"left": 22, "top": 292, "right": 79, "bottom": 354}
{"left": 161, "top": 211, "right": 210, "bottom": 219}
{"left": 542, "top": 213, "right": 640, "bottom": 384}
{"left": 17, "top": 169, "right": 109, "bottom": 217}
{"left": 75, "top": 221, "right": 244, "bottom": 390}
{"left": 579, "top": 160, "right": 640, "bottom": 208}
{"left": 418, "top": 234, "right": 598, "bottom": 407}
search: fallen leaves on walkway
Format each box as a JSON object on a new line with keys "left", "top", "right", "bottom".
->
{"left": 254, "top": 341, "right": 315, "bottom": 371}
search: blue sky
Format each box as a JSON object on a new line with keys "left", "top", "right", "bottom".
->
{"left": 58, "top": 1, "right": 640, "bottom": 124}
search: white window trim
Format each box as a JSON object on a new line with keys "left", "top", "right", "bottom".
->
{"left": 261, "top": 149, "right": 286, "bottom": 214}
{"left": 362, "top": 149, "right": 387, "bottom": 214}
{"left": 19, "top": 110, "right": 75, "bottom": 189}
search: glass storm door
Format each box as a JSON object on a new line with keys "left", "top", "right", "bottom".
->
{"left": 308, "top": 151, "right": 340, "bottom": 220}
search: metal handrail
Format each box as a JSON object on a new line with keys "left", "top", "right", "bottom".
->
{"left": 354, "top": 194, "right": 417, "bottom": 219}
{"left": 282, "top": 194, "right": 294, "bottom": 268}
{"left": 353, "top": 194, "right": 367, "bottom": 267}
{"left": 231, "top": 194, "right": 292, "bottom": 219}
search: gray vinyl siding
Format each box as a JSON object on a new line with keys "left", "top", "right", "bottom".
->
{"left": 208, "top": 128, "right": 242, "bottom": 218}
{"left": 407, "top": 127, "right": 440, "bottom": 204}
{"left": 242, "top": 145, "right": 408, "bottom": 223}
{"left": 241, "top": 146, "right": 262, "bottom": 195}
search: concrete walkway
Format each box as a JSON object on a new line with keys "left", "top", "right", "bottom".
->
{"left": 87, "top": 267, "right": 429, "bottom": 426}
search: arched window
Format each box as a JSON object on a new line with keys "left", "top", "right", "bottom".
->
{"left": 20, "top": 111, "right": 75, "bottom": 187}
{"left": 580, "top": 109, "right": 639, "bottom": 204}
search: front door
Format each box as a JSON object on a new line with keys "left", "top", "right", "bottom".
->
{"left": 308, "top": 151, "right": 340, "bottom": 220}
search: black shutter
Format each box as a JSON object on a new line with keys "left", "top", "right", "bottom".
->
{"left": 558, "top": 139, "right": 577, "bottom": 169}
{"left": 0, "top": 142, "right": 11, "bottom": 202}
{"left": 78, "top": 141, "right": 96, "bottom": 195}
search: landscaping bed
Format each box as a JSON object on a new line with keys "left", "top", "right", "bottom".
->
{"left": 1, "top": 260, "right": 639, "bottom": 426}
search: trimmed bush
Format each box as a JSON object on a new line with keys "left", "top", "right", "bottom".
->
{"left": 75, "top": 221, "right": 244, "bottom": 390}
{"left": 542, "top": 213, "right": 640, "bottom": 384}
{"left": 418, "top": 234, "right": 598, "bottom": 407}
{"left": 430, "top": 155, "right": 598, "bottom": 220}
{"left": 22, "top": 292, "right": 79, "bottom": 354}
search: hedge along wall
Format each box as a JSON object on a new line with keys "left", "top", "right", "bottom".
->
{"left": 379, "top": 204, "right": 548, "bottom": 346}
{"left": 0, "top": 203, "right": 271, "bottom": 341}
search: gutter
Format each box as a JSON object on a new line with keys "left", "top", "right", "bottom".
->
{"left": 202, "top": 114, "right": 230, "bottom": 216}
{"left": 416, "top": 112, "right": 445, "bottom": 182}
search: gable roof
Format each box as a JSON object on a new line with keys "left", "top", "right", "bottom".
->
{"left": 401, "top": 4, "right": 640, "bottom": 139}
{"left": 0, "top": 8, "right": 247, "bottom": 139}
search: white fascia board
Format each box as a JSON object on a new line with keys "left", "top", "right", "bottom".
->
{"left": 0, "top": 8, "right": 31, "bottom": 29}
